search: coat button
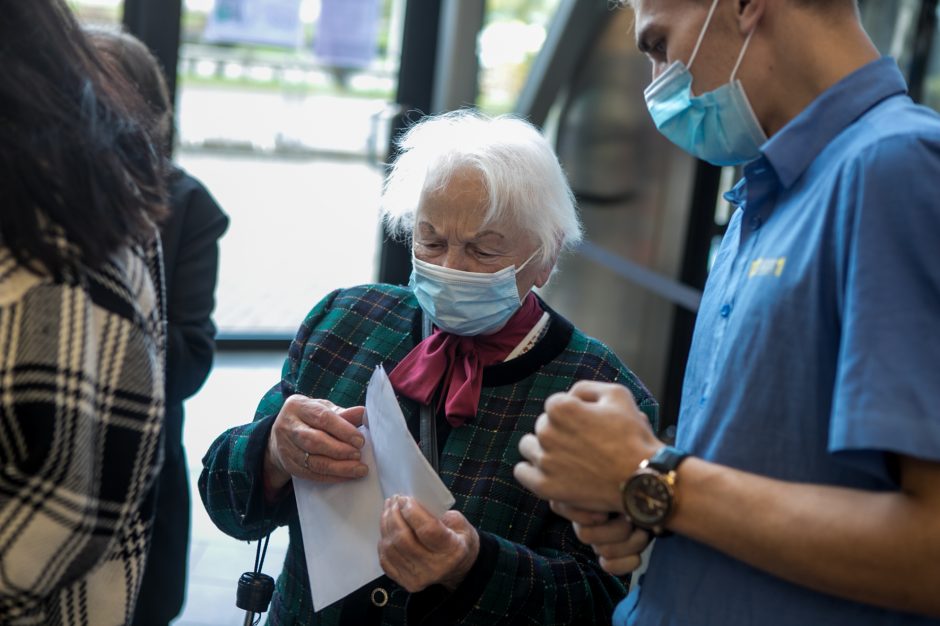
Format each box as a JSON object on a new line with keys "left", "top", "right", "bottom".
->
{"left": 371, "top": 587, "right": 389, "bottom": 607}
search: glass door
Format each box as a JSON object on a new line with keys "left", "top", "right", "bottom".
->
{"left": 175, "top": 0, "right": 405, "bottom": 337}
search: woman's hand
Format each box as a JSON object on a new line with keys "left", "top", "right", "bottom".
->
{"left": 551, "top": 501, "right": 652, "bottom": 575}
{"left": 263, "top": 395, "right": 367, "bottom": 496}
{"left": 378, "top": 496, "right": 480, "bottom": 593}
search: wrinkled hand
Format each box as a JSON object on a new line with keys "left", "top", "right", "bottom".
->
{"left": 514, "top": 380, "right": 663, "bottom": 512}
{"left": 264, "top": 395, "right": 367, "bottom": 494}
{"left": 551, "top": 502, "right": 652, "bottom": 575}
{"left": 378, "top": 496, "right": 479, "bottom": 593}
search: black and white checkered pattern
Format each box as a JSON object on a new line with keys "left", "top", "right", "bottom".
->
{"left": 0, "top": 234, "right": 166, "bottom": 625}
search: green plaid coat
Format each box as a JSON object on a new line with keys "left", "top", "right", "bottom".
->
{"left": 200, "top": 284, "right": 657, "bottom": 626}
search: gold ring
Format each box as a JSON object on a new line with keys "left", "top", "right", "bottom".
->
{"left": 303, "top": 451, "right": 310, "bottom": 469}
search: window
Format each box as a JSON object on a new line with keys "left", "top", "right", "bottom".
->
{"left": 175, "top": 0, "right": 405, "bottom": 335}
{"left": 477, "top": 0, "right": 562, "bottom": 115}
{"left": 69, "top": 0, "right": 123, "bottom": 27}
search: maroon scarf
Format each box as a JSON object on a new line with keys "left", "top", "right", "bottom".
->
{"left": 389, "top": 293, "right": 543, "bottom": 427}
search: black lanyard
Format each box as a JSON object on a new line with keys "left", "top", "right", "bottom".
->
{"left": 418, "top": 311, "right": 439, "bottom": 473}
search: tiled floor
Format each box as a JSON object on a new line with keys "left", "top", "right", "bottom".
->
{"left": 175, "top": 351, "right": 290, "bottom": 626}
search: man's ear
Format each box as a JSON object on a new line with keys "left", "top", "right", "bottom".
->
{"left": 736, "top": 0, "right": 766, "bottom": 36}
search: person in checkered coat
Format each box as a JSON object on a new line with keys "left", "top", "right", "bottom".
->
{"left": 0, "top": 2, "right": 167, "bottom": 624}
{"left": 200, "top": 112, "right": 657, "bottom": 625}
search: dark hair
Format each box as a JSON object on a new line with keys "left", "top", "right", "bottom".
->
{"left": 88, "top": 29, "right": 173, "bottom": 160}
{"left": 0, "top": 0, "right": 166, "bottom": 278}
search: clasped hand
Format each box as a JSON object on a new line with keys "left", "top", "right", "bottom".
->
{"left": 551, "top": 502, "right": 652, "bottom": 575}
{"left": 513, "top": 380, "right": 664, "bottom": 575}
{"left": 514, "top": 380, "right": 662, "bottom": 513}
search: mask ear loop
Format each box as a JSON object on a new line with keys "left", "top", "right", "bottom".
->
{"left": 687, "top": 0, "right": 722, "bottom": 72}
{"left": 730, "top": 28, "right": 755, "bottom": 82}
{"left": 515, "top": 248, "right": 542, "bottom": 273}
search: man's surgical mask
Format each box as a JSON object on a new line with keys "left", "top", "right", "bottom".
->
{"left": 644, "top": 0, "right": 767, "bottom": 166}
{"left": 409, "top": 250, "right": 538, "bottom": 336}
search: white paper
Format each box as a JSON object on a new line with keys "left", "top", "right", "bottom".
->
{"left": 292, "top": 366, "right": 455, "bottom": 611}
{"left": 292, "top": 428, "right": 385, "bottom": 611}
{"left": 365, "top": 366, "right": 455, "bottom": 518}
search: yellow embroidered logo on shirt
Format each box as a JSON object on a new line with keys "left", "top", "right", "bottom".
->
{"left": 749, "top": 257, "right": 786, "bottom": 278}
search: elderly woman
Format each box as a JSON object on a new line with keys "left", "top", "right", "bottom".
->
{"left": 200, "top": 111, "right": 658, "bottom": 625}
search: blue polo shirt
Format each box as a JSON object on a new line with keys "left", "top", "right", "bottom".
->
{"left": 618, "top": 58, "right": 940, "bottom": 626}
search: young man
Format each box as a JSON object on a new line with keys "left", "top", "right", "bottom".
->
{"left": 515, "top": 0, "right": 940, "bottom": 624}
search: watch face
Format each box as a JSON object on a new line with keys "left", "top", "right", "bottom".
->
{"left": 624, "top": 471, "right": 673, "bottom": 527}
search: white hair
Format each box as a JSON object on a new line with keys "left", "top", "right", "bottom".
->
{"left": 381, "top": 110, "right": 582, "bottom": 269}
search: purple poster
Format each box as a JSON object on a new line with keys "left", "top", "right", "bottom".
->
{"left": 314, "top": 0, "right": 382, "bottom": 69}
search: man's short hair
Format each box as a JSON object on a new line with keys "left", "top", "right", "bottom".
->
{"left": 617, "top": 0, "right": 857, "bottom": 11}
{"left": 791, "top": 0, "right": 857, "bottom": 9}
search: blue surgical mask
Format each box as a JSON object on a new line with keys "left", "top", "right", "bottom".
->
{"left": 644, "top": 0, "right": 767, "bottom": 166}
{"left": 409, "top": 251, "right": 539, "bottom": 336}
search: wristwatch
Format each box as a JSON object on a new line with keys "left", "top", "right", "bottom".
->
{"left": 620, "top": 446, "right": 690, "bottom": 536}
